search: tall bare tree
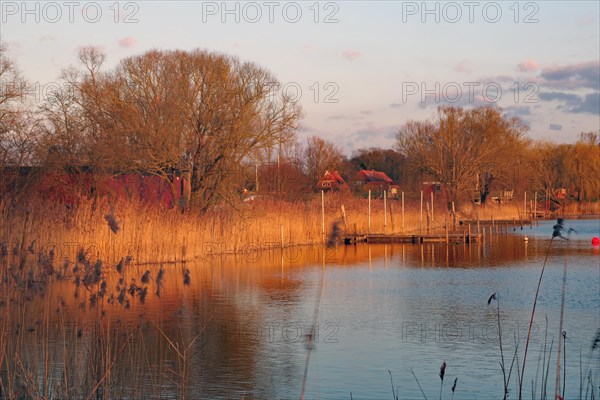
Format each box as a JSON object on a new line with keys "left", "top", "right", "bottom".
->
{"left": 0, "top": 42, "right": 29, "bottom": 167}
{"left": 527, "top": 132, "right": 600, "bottom": 203}
{"left": 41, "top": 48, "right": 302, "bottom": 210}
{"left": 303, "top": 136, "right": 346, "bottom": 184}
{"left": 0, "top": 42, "right": 25, "bottom": 125}
{"left": 396, "top": 106, "right": 527, "bottom": 205}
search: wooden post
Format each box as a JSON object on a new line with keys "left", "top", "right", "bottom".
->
{"left": 534, "top": 192, "right": 538, "bottom": 225}
{"left": 468, "top": 223, "right": 472, "bottom": 244}
{"left": 524, "top": 190, "right": 527, "bottom": 219}
{"left": 521, "top": 214, "right": 524, "bottom": 230}
{"left": 430, "top": 191, "right": 434, "bottom": 227}
{"left": 420, "top": 190, "right": 423, "bottom": 235}
{"left": 368, "top": 190, "right": 371, "bottom": 235}
{"left": 426, "top": 202, "right": 430, "bottom": 234}
{"left": 383, "top": 190, "right": 387, "bottom": 234}
{"left": 340, "top": 204, "right": 347, "bottom": 231}
{"left": 530, "top": 200, "right": 534, "bottom": 228}
{"left": 445, "top": 219, "right": 448, "bottom": 244}
{"left": 401, "top": 191, "right": 405, "bottom": 233}
{"left": 390, "top": 201, "right": 395, "bottom": 232}
{"left": 451, "top": 201, "right": 456, "bottom": 230}
{"left": 321, "top": 190, "right": 325, "bottom": 245}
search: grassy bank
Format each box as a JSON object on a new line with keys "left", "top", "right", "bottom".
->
{"left": 1, "top": 194, "right": 598, "bottom": 268}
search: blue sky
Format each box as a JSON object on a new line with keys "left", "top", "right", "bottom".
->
{"left": 2, "top": 1, "right": 599, "bottom": 153}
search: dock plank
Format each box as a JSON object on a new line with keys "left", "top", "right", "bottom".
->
{"left": 343, "top": 233, "right": 482, "bottom": 244}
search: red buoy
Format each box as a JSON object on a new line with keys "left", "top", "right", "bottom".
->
{"left": 592, "top": 237, "right": 600, "bottom": 246}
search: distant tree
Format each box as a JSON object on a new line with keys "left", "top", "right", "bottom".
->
{"left": 527, "top": 132, "right": 600, "bottom": 202}
{"left": 396, "top": 106, "right": 527, "bottom": 205}
{"left": 526, "top": 141, "right": 566, "bottom": 202}
{"left": 0, "top": 42, "right": 25, "bottom": 128}
{"left": 0, "top": 42, "right": 36, "bottom": 169}
{"left": 349, "top": 147, "right": 406, "bottom": 183}
{"left": 570, "top": 132, "right": 600, "bottom": 201}
{"left": 303, "top": 136, "right": 346, "bottom": 185}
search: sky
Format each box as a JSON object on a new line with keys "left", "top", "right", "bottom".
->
{"left": 1, "top": 0, "right": 599, "bottom": 154}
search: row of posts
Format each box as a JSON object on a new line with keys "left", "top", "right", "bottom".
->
{"left": 316, "top": 189, "right": 539, "bottom": 246}
{"left": 367, "top": 189, "right": 444, "bottom": 235}
{"left": 365, "top": 189, "right": 540, "bottom": 235}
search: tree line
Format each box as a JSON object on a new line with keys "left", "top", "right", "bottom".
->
{"left": 1, "top": 43, "right": 598, "bottom": 210}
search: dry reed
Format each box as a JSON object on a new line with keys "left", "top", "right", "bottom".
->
{"left": 1, "top": 193, "right": 546, "bottom": 270}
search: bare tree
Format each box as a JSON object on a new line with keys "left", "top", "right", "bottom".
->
{"left": 396, "top": 106, "right": 527, "bottom": 205}
{"left": 303, "top": 136, "right": 346, "bottom": 185}
{"left": 527, "top": 133, "right": 600, "bottom": 204}
{"left": 0, "top": 42, "right": 26, "bottom": 126}
{"left": 184, "top": 52, "right": 301, "bottom": 209}
{"left": 570, "top": 132, "right": 600, "bottom": 201}
{"left": 0, "top": 42, "right": 29, "bottom": 166}
{"left": 527, "top": 141, "right": 564, "bottom": 202}
{"left": 40, "top": 48, "right": 302, "bottom": 210}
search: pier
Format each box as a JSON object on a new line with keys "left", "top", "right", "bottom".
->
{"left": 343, "top": 232, "right": 483, "bottom": 245}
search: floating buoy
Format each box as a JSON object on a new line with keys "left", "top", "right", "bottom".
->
{"left": 523, "top": 236, "right": 529, "bottom": 242}
{"left": 592, "top": 237, "right": 600, "bottom": 246}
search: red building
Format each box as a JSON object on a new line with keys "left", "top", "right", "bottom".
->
{"left": 422, "top": 181, "right": 451, "bottom": 206}
{"left": 316, "top": 170, "right": 349, "bottom": 191}
{"left": 2, "top": 167, "right": 187, "bottom": 208}
{"left": 354, "top": 170, "right": 399, "bottom": 197}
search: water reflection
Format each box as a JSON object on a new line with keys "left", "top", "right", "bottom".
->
{"left": 2, "top": 220, "right": 599, "bottom": 399}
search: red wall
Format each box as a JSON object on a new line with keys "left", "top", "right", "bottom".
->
{"left": 23, "top": 172, "right": 183, "bottom": 208}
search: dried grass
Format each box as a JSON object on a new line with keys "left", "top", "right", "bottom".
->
{"left": 3, "top": 194, "right": 595, "bottom": 269}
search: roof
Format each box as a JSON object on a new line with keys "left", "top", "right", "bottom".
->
{"left": 320, "top": 170, "right": 346, "bottom": 185}
{"left": 356, "top": 170, "right": 394, "bottom": 183}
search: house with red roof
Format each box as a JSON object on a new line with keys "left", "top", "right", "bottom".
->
{"left": 316, "top": 170, "right": 349, "bottom": 191}
{"left": 355, "top": 169, "right": 399, "bottom": 197}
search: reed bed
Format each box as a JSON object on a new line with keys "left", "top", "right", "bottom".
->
{"left": 562, "top": 201, "right": 600, "bottom": 216}
{"left": 2, "top": 189, "right": 596, "bottom": 272}
{"left": 1, "top": 193, "right": 537, "bottom": 269}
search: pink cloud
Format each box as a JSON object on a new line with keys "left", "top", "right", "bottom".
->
{"left": 453, "top": 59, "right": 473, "bottom": 74}
{"left": 118, "top": 37, "right": 137, "bottom": 48}
{"left": 302, "top": 44, "right": 318, "bottom": 51}
{"left": 517, "top": 59, "right": 540, "bottom": 72}
{"left": 341, "top": 50, "right": 361, "bottom": 61}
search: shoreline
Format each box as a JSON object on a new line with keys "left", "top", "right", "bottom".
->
{"left": 1, "top": 196, "right": 598, "bottom": 269}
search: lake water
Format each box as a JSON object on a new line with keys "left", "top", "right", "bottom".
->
{"left": 3, "top": 219, "right": 599, "bottom": 399}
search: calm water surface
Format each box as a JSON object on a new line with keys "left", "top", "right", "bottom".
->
{"left": 6, "top": 219, "right": 600, "bottom": 399}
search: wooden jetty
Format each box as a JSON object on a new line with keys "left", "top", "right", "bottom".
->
{"left": 459, "top": 219, "right": 532, "bottom": 225}
{"left": 343, "top": 232, "right": 482, "bottom": 245}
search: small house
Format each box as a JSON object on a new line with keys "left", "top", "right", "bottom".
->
{"left": 316, "top": 170, "right": 349, "bottom": 191}
{"left": 423, "top": 182, "right": 450, "bottom": 205}
{"left": 355, "top": 170, "right": 399, "bottom": 197}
